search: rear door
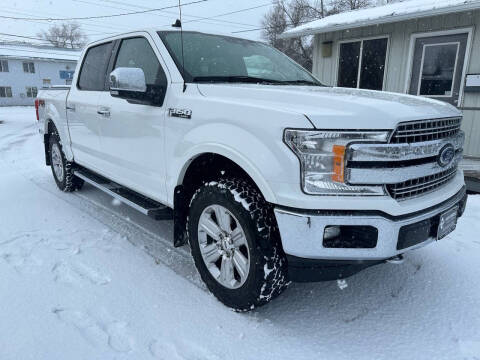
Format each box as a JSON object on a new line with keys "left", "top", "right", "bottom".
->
{"left": 67, "top": 41, "right": 114, "bottom": 169}
{"left": 96, "top": 35, "right": 169, "bottom": 203}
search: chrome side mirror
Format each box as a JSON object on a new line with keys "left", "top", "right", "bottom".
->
{"left": 110, "top": 67, "right": 147, "bottom": 93}
{"left": 109, "top": 67, "right": 166, "bottom": 107}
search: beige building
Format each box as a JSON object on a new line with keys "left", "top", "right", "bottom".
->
{"left": 282, "top": 0, "right": 480, "bottom": 191}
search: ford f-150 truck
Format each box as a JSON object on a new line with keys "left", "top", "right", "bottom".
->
{"left": 36, "top": 29, "right": 468, "bottom": 311}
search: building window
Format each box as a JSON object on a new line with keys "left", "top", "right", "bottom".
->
{"left": 23, "top": 62, "right": 35, "bottom": 73}
{"left": 26, "top": 87, "right": 38, "bottom": 98}
{"left": 0, "top": 87, "right": 13, "bottom": 98}
{"left": 338, "top": 37, "right": 388, "bottom": 90}
{"left": 418, "top": 42, "right": 459, "bottom": 97}
{"left": 0, "top": 60, "right": 8, "bottom": 72}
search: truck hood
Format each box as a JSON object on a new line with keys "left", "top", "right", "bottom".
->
{"left": 196, "top": 84, "right": 461, "bottom": 129}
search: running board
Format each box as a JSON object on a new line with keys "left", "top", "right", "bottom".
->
{"left": 74, "top": 168, "right": 173, "bottom": 221}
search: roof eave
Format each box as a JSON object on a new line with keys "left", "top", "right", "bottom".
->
{"left": 280, "top": 2, "right": 480, "bottom": 38}
{"left": 0, "top": 55, "right": 78, "bottom": 62}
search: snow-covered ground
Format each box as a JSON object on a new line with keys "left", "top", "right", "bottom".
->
{"left": 1, "top": 106, "right": 480, "bottom": 360}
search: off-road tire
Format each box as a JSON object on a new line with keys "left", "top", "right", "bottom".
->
{"left": 49, "top": 131, "right": 84, "bottom": 192}
{"left": 188, "top": 178, "right": 288, "bottom": 311}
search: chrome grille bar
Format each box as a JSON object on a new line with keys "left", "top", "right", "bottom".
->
{"left": 387, "top": 167, "right": 458, "bottom": 200}
{"left": 348, "top": 132, "right": 464, "bottom": 162}
{"left": 391, "top": 117, "right": 462, "bottom": 144}
{"left": 346, "top": 151, "right": 462, "bottom": 184}
{"left": 346, "top": 116, "right": 463, "bottom": 201}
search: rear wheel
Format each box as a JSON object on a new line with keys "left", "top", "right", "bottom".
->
{"left": 188, "top": 178, "right": 288, "bottom": 311}
{"left": 49, "top": 132, "right": 83, "bottom": 192}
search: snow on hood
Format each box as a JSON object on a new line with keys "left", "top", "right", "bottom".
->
{"left": 197, "top": 84, "right": 461, "bottom": 130}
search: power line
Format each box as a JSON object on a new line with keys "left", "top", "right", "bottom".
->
{"left": 0, "top": 0, "right": 208, "bottom": 21}
{"left": 0, "top": 33, "right": 54, "bottom": 43}
{"left": 181, "top": 3, "right": 273, "bottom": 26}
{"left": 0, "top": 33, "right": 84, "bottom": 50}
{"left": 0, "top": 32, "right": 84, "bottom": 46}
{"left": 232, "top": 27, "right": 271, "bottom": 34}
{"left": 0, "top": 7, "right": 126, "bottom": 36}
{"left": 232, "top": 20, "right": 317, "bottom": 34}
{"left": 96, "top": 0, "right": 259, "bottom": 28}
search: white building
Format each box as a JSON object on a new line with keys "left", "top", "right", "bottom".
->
{"left": 0, "top": 42, "right": 80, "bottom": 106}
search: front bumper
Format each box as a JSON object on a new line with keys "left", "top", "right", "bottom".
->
{"left": 275, "top": 187, "right": 467, "bottom": 280}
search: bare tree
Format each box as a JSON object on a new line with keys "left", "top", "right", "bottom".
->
{"left": 262, "top": 0, "right": 372, "bottom": 70}
{"left": 262, "top": 1, "right": 318, "bottom": 70}
{"left": 37, "top": 22, "right": 88, "bottom": 49}
{"left": 327, "top": 0, "right": 372, "bottom": 13}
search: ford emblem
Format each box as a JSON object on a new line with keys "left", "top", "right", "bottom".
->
{"left": 438, "top": 144, "right": 455, "bottom": 167}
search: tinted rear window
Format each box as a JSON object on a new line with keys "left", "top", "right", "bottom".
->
{"left": 78, "top": 42, "right": 113, "bottom": 91}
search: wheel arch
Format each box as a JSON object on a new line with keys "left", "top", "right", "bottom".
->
{"left": 44, "top": 117, "right": 74, "bottom": 164}
{"left": 178, "top": 151, "right": 276, "bottom": 203}
{"left": 173, "top": 151, "right": 277, "bottom": 248}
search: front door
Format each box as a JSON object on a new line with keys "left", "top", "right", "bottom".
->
{"left": 96, "top": 36, "right": 169, "bottom": 203}
{"left": 409, "top": 33, "right": 469, "bottom": 106}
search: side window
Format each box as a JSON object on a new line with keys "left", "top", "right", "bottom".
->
{"left": 0, "top": 60, "right": 8, "bottom": 72}
{"left": 26, "top": 87, "right": 38, "bottom": 98}
{"left": 114, "top": 37, "right": 167, "bottom": 88}
{"left": 338, "top": 38, "right": 388, "bottom": 90}
{"left": 338, "top": 42, "right": 361, "bottom": 88}
{"left": 0, "top": 87, "right": 13, "bottom": 97}
{"left": 78, "top": 42, "right": 113, "bottom": 91}
{"left": 23, "top": 62, "right": 35, "bottom": 73}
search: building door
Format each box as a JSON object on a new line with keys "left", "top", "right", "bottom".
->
{"left": 409, "top": 33, "right": 468, "bottom": 106}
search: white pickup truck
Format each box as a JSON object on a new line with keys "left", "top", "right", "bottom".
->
{"left": 36, "top": 29, "right": 468, "bottom": 311}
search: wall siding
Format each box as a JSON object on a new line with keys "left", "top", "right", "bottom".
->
{"left": 0, "top": 58, "right": 76, "bottom": 106}
{"left": 312, "top": 10, "right": 480, "bottom": 157}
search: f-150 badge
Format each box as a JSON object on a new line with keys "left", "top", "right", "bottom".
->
{"left": 169, "top": 108, "right": 192, "bottom": 119}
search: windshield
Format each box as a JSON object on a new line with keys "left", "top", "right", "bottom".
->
{"left": 158, "top": 31, "right": 322, "bottom": 86}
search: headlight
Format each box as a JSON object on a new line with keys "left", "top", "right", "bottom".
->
{"left": 284, "top": 129, "right": 390, "bottom": 195}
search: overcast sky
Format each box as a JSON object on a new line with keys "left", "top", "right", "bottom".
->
{"left": 0, "top": 0, "right": 272, "bottom": 46}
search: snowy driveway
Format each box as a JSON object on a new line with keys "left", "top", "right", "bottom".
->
{"left": 1, "top": 107, "right": 479, "bottom": 360}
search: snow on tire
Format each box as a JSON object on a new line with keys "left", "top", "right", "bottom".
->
{"left": 49, "top": 130, "right": 84, "bottom": 192}
{"left": 188, "top": 178, "right": 288, "bottom": 311}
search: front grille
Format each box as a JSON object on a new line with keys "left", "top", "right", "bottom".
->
{"left": 391, "top": 117, "right": 462, "bottom": 144}
{"left": 387, "top": 166, "right": 458, "bottom": 200}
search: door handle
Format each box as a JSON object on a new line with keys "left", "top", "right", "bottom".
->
{"left": 66, "top": 104, "right": 75, "bottom": 112}
{"left": 97, "top": 108, "right": 111, "bottom": 117}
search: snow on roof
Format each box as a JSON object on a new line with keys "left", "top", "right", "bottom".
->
{"left": 0, "top": 42, "right": 80, "bottom": 61}
{"left": 281, "top": 0, "right": 480, "bottom": 38}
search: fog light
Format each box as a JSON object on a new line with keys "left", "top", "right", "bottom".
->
{"left": 323, "top": 225, "right": 378, "bottom": 249}
{"left": 323, "top": 226, "right": 341, "bottom": 240}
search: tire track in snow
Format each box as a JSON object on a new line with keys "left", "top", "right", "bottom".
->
{"left": 52, "top": 308, "right": 135, "bottom": 353}
{"left": 8, "top": 161, "right": 204, "bottom": 290}
{"left": 52, "top": 261, "right": 111, "bottom": 286}
{"left": 0, "top": 124, "right": 203, "bottom": 291}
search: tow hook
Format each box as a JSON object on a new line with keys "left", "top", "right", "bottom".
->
{"left": 387, "top": 254, "right": 405, "bottom": 265}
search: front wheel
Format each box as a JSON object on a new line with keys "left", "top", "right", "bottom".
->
{"left": 188, "top": 179, "right": 288, "bottom": 311}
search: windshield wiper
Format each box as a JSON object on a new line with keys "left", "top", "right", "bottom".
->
{"left": 192, "top": 76, "right": 282, "bottom": 85}
{"left": 278, "top": 80, "right": 323, "bottom": 86}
